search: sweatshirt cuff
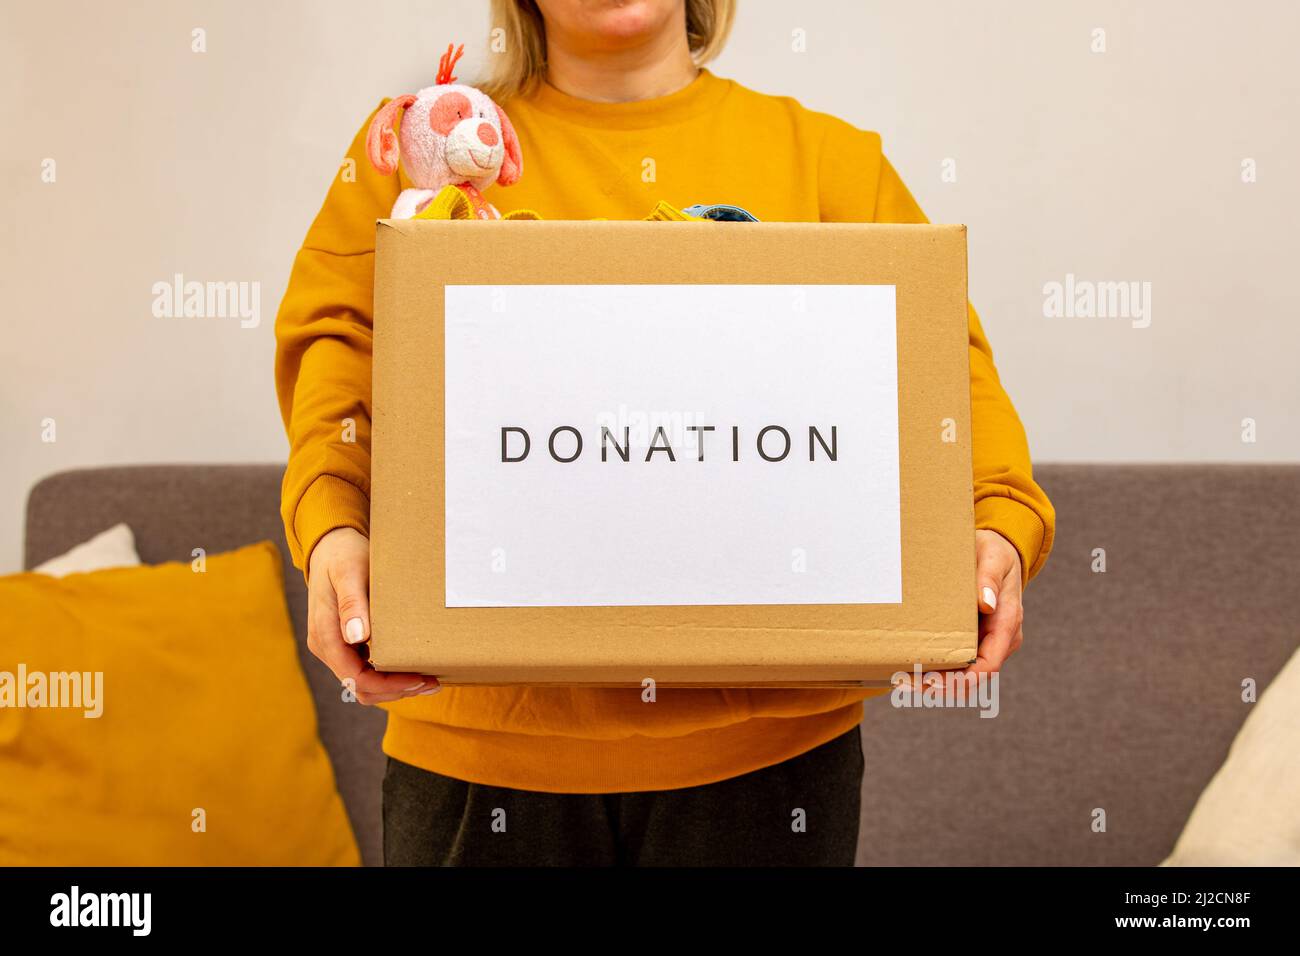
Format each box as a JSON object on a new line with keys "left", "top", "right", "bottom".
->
{"left": 974, "top": 495, "right": 1048, "bottom": 587}
{"left": 292, "top": 474, "right": 370, "bottom": 580}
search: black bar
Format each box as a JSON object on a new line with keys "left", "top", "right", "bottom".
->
{"left": 0, "top": 866, "right": 1285, "bottom": 940}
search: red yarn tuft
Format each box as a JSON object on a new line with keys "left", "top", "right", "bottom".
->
{"left": 435, "top": 43, "right": 465, "bottom": 85}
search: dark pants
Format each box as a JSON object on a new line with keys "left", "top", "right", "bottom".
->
{"left": 383, "top": 725, "right": 863, "bottom": 866}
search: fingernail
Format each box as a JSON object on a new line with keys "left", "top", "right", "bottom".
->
{"left": 344, "top": 618, "right": 366, "bottom": 644}
{"left": 404, "top": 681, "right": 425, "bottom": 692}
{"left": 418, "top": 685, "right": 442, "bottom": 696}
{"left": 982, "top": 586, "right": 997, "bottom": 611}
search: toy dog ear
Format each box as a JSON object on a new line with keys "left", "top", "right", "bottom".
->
{"left": 366, "top": 95, "right": 417, "bottom": 175}
{"left": 494, "top": 104, "right": 523, "bottom": 186}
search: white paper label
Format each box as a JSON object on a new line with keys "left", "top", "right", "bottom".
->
{"left": 443, "top": 284, "right": 901, "bottom": 607}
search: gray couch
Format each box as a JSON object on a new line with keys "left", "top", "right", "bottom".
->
{"left": 23, "top": 464, "right": 1299, "bottom": 866}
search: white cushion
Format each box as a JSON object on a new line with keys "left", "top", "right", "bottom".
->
{"left": 32, "top": 523, "right": 141, "bottom": 577}
{"left": 1162, "top": 644, "right": 1300, "bottom": 866}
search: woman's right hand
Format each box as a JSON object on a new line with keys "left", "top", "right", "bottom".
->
{"left": 306, "top": 527, "right": 440, "bottom": 705}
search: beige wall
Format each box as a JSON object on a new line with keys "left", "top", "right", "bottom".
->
{"left": 3, "top": 0, "right": 1298, "bottom": 572}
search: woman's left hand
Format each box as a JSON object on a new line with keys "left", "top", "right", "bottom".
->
{"left": 965, "top": 529, "right": 1025, "bottom": 677}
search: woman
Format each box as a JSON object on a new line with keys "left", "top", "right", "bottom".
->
{"left": 275, "top": 0, "right": 1055, "bottom": 866}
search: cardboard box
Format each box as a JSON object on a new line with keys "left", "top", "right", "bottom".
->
{"left": 370, "top": 219, "right": 975, "bottom": 686}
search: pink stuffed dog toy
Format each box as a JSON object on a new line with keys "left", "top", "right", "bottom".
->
{"left": 366, "top": 44, "right": 522, "bottom": 219}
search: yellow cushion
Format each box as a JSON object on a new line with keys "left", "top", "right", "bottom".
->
{"left": 0, "top": 541, "right": 359, "bottom": 866}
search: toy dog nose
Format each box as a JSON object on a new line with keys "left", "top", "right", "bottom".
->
{"left": 477, "top": 122, "right": 499, "bottom": 147}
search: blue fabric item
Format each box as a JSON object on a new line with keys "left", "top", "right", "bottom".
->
{"left": 681, "top": 202, "right": 761, "bottom": 222}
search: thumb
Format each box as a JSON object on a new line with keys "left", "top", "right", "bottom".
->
{"left": 330, "top": 560, "right": 371, "bottom": 646}
{"left": 975, "top": 533, "right": 1013, "bottom": 615}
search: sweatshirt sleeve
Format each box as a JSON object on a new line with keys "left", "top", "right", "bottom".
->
{"left": 274, "top": 103, "right": 400, "bottom": 577}
{"left": 818, "top": 124, "right": 1055, "bottom": 585}
{"left": 873, "top": 153, "right": 1055, "bottom": 584}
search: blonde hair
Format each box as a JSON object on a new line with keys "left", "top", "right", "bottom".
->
{"left": 481, "top": 0, "right": 735, "bottom": 102}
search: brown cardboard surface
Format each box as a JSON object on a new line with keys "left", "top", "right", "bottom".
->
{"left": 370, "top": 219, "right": 975, "bottom": 685}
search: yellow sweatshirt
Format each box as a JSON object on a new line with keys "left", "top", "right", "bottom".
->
{"left": 275, "top": 68, "right": 1055, "bottom": 793}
